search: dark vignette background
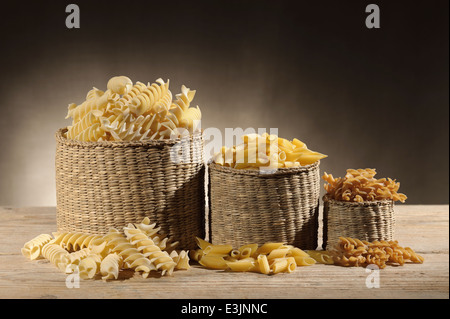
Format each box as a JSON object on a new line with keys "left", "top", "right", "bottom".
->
{"left": 0, "top": 0, "right": 448, "bottom": 206}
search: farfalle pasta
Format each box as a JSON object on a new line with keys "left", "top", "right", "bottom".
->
{"left": 322, "top": 168, "right": 407, "bottom": 203}
{"left": 212, "top": 133, "right": 327, "bottom": 169}
{"left": 65, "top": 76, "right": 202, "bottom": 142}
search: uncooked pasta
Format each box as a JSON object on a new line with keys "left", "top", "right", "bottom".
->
{"left": 22, "top": 217, "right": 191, "bottom": 281}
{"left": 64, "top": 76, "right": 202, "bottom": 142}
{"left": 322, "top": 168, "right": 407, "bottom": 203}
{"left": 192, "top": 238, "right": 315, "bottom": 275}
{"left": 212, "top": 133, "right": 327, "bottom": 169}
{"left": 328, "top": 236, "right": 424, "bottom": 268}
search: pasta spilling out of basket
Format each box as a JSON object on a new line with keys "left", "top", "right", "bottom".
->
{"left": 21, "top": 217, "right": 190, "bottom": 281}
{"left": 318, "top": 236, "right": 424, "bottom": 269}
{"left": 322, "top": 168, "right": 407, "bottom": 202}
{"left": 212, "top": 133, "right": 327, "bottom": 169}
{"left": 64, "top": 75, "right": 202, "bottom": 141}
{"left": 191, "top": 238, "right": 319, "bottom": 275}
{"left": 192, "top": 237, "right": 424, "bottom": 273}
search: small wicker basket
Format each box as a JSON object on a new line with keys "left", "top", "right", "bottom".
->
{"left": 208, "top": 161, "right": 321, "bottom": 250}
{"left": 322, "top": 195, "right": 395, "bottom": 250}
{"left": 55, "top": 128, "right": 206, "bottom": 250}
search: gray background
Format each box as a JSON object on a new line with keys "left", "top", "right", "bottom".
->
{"left": 0, "top": 0, "right": 448, "bottom": 206}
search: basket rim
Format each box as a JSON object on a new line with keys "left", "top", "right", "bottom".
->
{"left": 208, "top": 160, "right": 320, "bottom": 176}
{"left": 56, "top": 127, "right": 203, "bottom": 148}
{"left": 322, "top": 194, "right": 394, "bottom": 207}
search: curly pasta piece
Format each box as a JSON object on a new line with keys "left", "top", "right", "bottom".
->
{"left": 100, "top": 253, "right": 123, "bottom": 281}
{"left": 53, "top": 232, "right": 102, "bottom": 252}
{"left": 134, "top": 217, "right": 179, "bottom": 252}
{"left": 170, "top": 250, "right": 191, "bottom": 270}
{"left": 66, "top": 90, "right": 118, "bottom": 124}
{"left": 65, "top": 248, "right": 91, "bottom": 273}
{"left": 21, "top": 234, "right": 53, "bottom": 260}
{"left": 123, "top": 224, "right": 176, "bottom": 276}
{"left": 101, "top": 112, "right": 160, "bottom": 142}
{"left": 107, "top": 76, "right": 133, "bottom": 95}
{"left": 66, "top": 110, "right": 102, "bottom": 140}
{"left": 159, "top": 85, "right": 198, "bottom": 138}
{"left": 73, "top": 123, "right": 106, "bottom": 142}
{"left": 100, "top": 228, "right": 155, "bottom": 278}
{"left": 86, "top": 87, "right": 104, "bottom": 101}
{"left": 114, "top": 79, "right": 171, "bottom": 116}
{"left": 41, "top": 243, "right": 70, "bottom": 271}
{"left": 78, "top": 253, "right": 103, "bottom": 279}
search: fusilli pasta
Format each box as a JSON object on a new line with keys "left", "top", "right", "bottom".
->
{"left": 23, "top": 217, "right": 191, "bottom": 280}
{"left": 41, "top": 243, "right": 70, "bottom": 271}
{"left": 100, "top": 253, "right": 123, "bottom": 281}
{"left": 53, "top": 232, "right": 102, "bottom": 252}
{"left": 322, "top": 168, "right": 407, "bottom": 203}
{"left": 65, "top": 76, "right": 202, "bottom": 142}
{"left": 123, "top": 224, "right": 176, "bottom": 276}
{"left": 328, "top": 236, "right": 424, "bottom": 268}
{"left": 21, "top": 233, "right": 53, "bottom": 260}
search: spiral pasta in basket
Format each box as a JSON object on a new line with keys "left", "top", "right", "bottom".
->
{"left": 64, "top": 76, "right": 202, "bottom": 142}
{"left": 322, "top": 168, "right": 407, "bottom": 202}
{"left": 211, "top": 133, "right": 327, "bottom": 169}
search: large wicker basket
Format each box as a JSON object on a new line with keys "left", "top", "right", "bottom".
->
{"left": 55, "top": 128, "right": 206, "bottom": 250}
{"left": 208, "top": 161, "right": 321, "bottom": 250}
{"left": 322, "top": 195, "right": 395, "bottom": 250}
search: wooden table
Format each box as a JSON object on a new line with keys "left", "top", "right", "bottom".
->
{"left": 0, "top": 205, "right": 448, "bottom": 299}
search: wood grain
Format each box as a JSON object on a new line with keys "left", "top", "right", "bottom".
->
{"left": 0, "top": 205, "right": 448, "bottom": 299}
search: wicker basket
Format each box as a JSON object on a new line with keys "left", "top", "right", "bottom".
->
{"left": 208, "top": 161, "right": 321, "bottom": 250}
{"left": 322, "top": 195, "right": 395, "bottom": 250}
{"left": 55, "top": 128, "right": 206, "bottom": 250}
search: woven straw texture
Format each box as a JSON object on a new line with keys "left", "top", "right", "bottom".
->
{"left": 322, "top": 195, "right": 395, "bottom": 250}
{"left": 55, "top": 128, "right": 205, "bottom": 250}
{"left": 208, "top": 161, "right": 321, "bottom": 250}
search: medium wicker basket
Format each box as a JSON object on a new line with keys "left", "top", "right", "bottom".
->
{"left": 322, "top": 195, "right": 395, "bottom": 250}
{"left": 55, "top": 128, "right": 206, "bottom": 250}
{"left": 208, "top": 161, "right": 321, "bottom": 250}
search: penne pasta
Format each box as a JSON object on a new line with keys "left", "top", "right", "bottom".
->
{"left": 212, "top": 133, "right": 327, "bottom": 169}
{"left": 254, "top": 243, "right": 284, "bottom": 256}
{"left": 203, "top": 244, "right": 233, "bottom": 256}
{"left": 198, "top": 255, "right": 228, "bottom": 270}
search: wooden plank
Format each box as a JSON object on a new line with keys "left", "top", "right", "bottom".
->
{"left": 0, "top": 205, "right": 448, "bottom": 299}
